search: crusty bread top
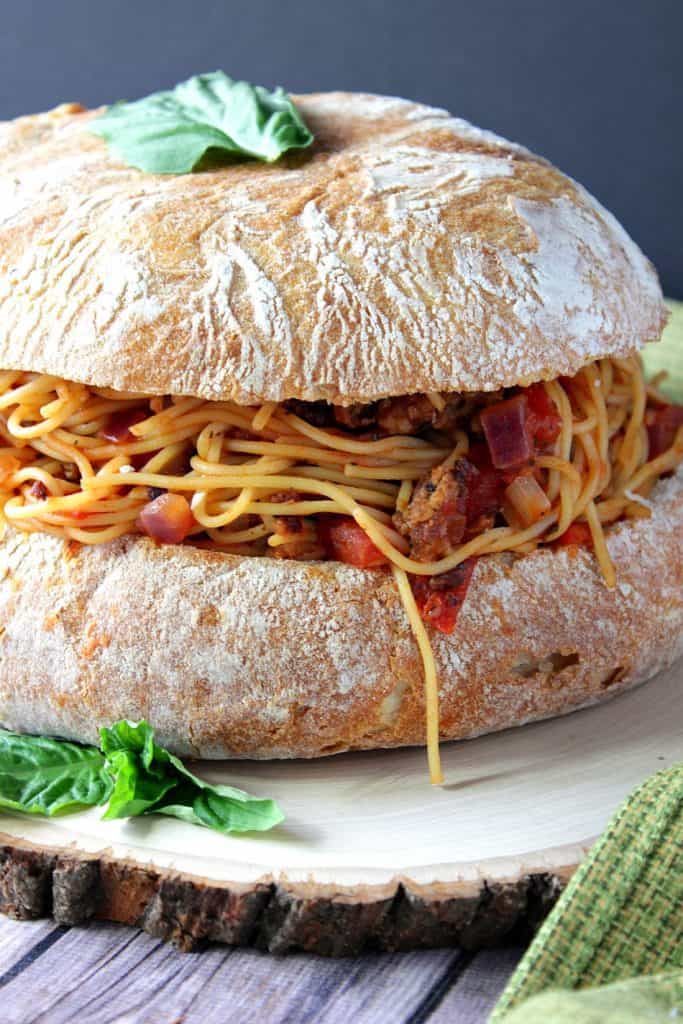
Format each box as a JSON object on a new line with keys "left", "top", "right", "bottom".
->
{"left": 0, "top": 92, "right": 666, "bottom": 404}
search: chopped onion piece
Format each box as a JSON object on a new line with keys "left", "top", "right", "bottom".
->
{"left": 137, "top": 492, "right": 195, "bottom": 544}
{"left": 480, "top": 395, "right": 531, "bottom": 469}
{"left": 504, "top": 474, "right": 551, "bottom": 527}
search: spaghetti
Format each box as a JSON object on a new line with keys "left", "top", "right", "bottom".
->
{"left": 0, "top": 356, "right": 680, "bottom": 783}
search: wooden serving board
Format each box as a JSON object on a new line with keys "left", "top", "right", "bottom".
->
{"left": 0, "top": 659, "right": 680, "bottom": 956}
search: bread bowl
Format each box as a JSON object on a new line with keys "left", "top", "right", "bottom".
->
{"left": 0, "top": 88, "right": 680, "bottom": 780}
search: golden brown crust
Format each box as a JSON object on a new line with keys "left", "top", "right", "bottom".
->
{"left": 0, "top": 93, "right": 665, "bottom": 405}
{"left": 0, "top": 467, "right": 680, "bottom": 759}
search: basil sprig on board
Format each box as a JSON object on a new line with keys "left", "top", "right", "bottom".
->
{"left": 0, "top": 732, "right": 113, "bottom": 816}
{"left": 100, "top": 720, "right": 283, "bottom": 833}
{"left": 90, "top": 71, "right": 314, "bottom": 174}
{"left": 0, "top": 721, "right": 283, "bottom": 835}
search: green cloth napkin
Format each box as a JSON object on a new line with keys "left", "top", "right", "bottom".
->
{"left": 489, "top": 762, "right": 682, "bottom": 1022}
{"left": 642, "top": 298, "right": 683, "bottom": 403}
{"left": 490, "top": 300, "right": 683, "bottom": 1023}
{"left": 496, "top": 971, "right": 683, "bottom": 1024}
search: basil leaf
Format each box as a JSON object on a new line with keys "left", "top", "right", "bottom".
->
{"left": 90, "top": 71, "right": 314, "bottom": 174}
{"left": 100, "top": 720, "right": 178, "bottom": 818}
{"left": 0, "top": 730, "right": 112, "bottom": 816}
{"left": 155, "top": 782, "right": 286, "bottom": 835}
{"left": 100, "top": 718, "right": 156, "bottom": 767}
{"left": 0, "top": 721, "right": 283, "bottom": 834}
{"left": 99, "top": 748, "right": 178, "bottom": 819}
{"left": 101, "top": 720, "right": 283, "bottom": 834}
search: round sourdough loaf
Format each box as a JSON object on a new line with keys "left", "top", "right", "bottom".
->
{"left": 0, "top": 90, "right": 677, "bottom": 759}
{"left": 0, "top": 467, "right": 680, "bottom": 759}
{"left": 0, "top": 93, "right": 666, "bottom": 406}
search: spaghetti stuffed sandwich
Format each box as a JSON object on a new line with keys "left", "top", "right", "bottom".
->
{"left": 0, "top": 81, "right": 680, "bottom": 782}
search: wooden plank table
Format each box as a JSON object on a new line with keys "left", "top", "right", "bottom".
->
{"left": 0, "top": 915, "right": 523, "bottom": 1023}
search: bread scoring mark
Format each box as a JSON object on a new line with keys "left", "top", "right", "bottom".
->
{"left": 196, "top": 235, "right": 294, "bottom": 397}
{"left": 365, "top": 146, "right": 515, "bottom": 212}
{"left": 224, "top": 242, "right": 294, "bottom": 388}
{"left": 94, "top": 249, "right": 164, "bottom": 337}
{"left": 299, "top": 199, "right": 409, "bottom": 393}
{"left": 511, "top": 194, "right": 637, "bottom": 352}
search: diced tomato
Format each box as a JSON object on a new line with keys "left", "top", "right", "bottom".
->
{"left": 411, "top": 559, "right": 477, "bottom": 634}
{"left": 480, "top": 394, "right": 532, "bottom": 469}
{"left": 467, "top": 464, "right": 503, "bottom": 523}
{"left": 526, "top": 383, "right": 562, "bottom": 448}
{"left": 646, "top": 403, "right": 683, "bottom": 459}
{"left": 554, "top": 522, "right": 593, "bottom": 548}
{"left": 100, "top": 408, "right": 148, "bottom": 444}
{"left": 137, "top": 492, "right": 195, "bottom": 544}
{"left": 319, "top": 516, "right": 388, "bottom": 568}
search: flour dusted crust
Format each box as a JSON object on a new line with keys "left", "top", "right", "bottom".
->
{"left": 0, "top": 466, "right": 679, "bottom": 758}
{"left": 0, "top": 94, "right": 666, "bottom": 405}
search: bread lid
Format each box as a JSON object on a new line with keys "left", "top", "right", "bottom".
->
{"left": 0, "top": 92, "right": 666, "bottom": 404}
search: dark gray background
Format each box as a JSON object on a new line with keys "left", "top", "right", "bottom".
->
{"left": 1, "top": 0, "right": 681, "bottom": 295}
